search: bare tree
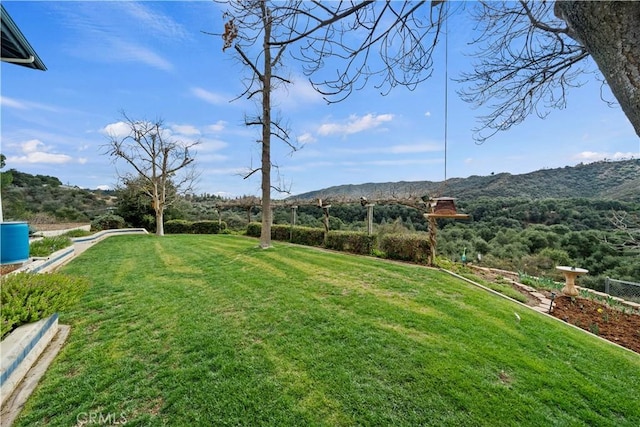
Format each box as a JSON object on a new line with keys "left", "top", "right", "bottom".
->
{"left": 104, "top": 114, "right": 199, "bottom": 236}
{"left": 218, "top": 1, "right": 298, "bottom": 248}
{"left": 459, "top": 1, "right": 640, "bottom": 141}
{"left": 609, "top": 210, "right": 640, "bottom": 252}
{"left": 264, "top": 1, "right": 639, "bottom": 139}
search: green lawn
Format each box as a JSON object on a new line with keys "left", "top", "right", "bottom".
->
{"left": 15, "top": 235, "right": 640, "bottom": 426}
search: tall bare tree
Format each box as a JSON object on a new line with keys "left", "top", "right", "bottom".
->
{"left": 263, "top": 1, "right": 639, "bottom": 139}
{"left": 219, "top": 1, "right": 298, "bottom": 248}
{"left": 104, "top": 114, "right": 199, "bottom": 236}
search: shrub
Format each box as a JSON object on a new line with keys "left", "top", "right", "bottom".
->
{"left": 29, "top": 236, "right": 73, "bottom": 257}
{"left": 291, "top": 226, "right": 325, "bottom": 247}
{"left": 1, "top": 272, "right": 90, "bottom": 339}
{"left": 247, "top": 222, "right": 261, "bottom": 237}
{"left": 325, "top": 231, "right": 377, "bottom": 255}
{"left": 271, "top": 224, "right": 292, "bottom": 241}
{"left": 91, "top": 214, "right": 126, "bottom": 231}
{"left": 165, "top": 219, "right": 193, "bottom": 234}
{"left": 380, "top": 234, "right": 431, "bottom": 264}
{"left": 192, "top": 220, "right": 226, "bottom": 234}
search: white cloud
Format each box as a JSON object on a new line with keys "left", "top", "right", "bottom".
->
{"left": 191, "top": 87, "right": 228, "bottom": 105}
{"left": 424, "top": 111, "right": 432, "bottom": 117}
{"left": 110, "top": 39, "right": 173, "bottom": 71}
{"left": 318, "top": 113, "right": 394, "bottom": 136}
{"left": 78, "top": 158, "right": 88, "bottom": 164}
{"left": 171, "top": 124, "right": 201, "bottom": 136}
{"left": 101, "top": 121, "right": 132, "bottom": 138}
{"left": 297, "top": 132, "right": 317, "bottom": 144}
{"left": 388, "top": 144, "right": 441, "bottom": 154}
{"left": 96, "top": 185, "right": 111, "bottom": 191}
{"left": 1, "top": 96, "right": 27, "bottom": 109}
{"left": 8, "top": 139, "right": 73, "bottom": 165}
{"left": 206, "top": 121, "right": 227, "bottom": 133}
{"left": 336, "top": 143, "right": 441, "bottom": 155}
{"left": 0, "top": 96, "right": 63, "bottom": 113}
{"left": 199, "top": 138, "right": 228, "bottom": 151}
{"left": 120, "top": 2, "right": 190, "bottom": 41}
{"left": 273, "top": 75, "right": 324, "bottom": 109}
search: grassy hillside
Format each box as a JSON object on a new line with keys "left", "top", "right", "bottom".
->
{"left": 290, "top": 159, "right": 640, "bottom": 202}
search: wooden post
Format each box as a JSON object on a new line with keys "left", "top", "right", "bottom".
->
{"left": 290, "top": 205, "right": 297, "bottom": 241}
{"left": 366, "top": 204, "right": 375, "bottom": 236}
{"left": 427, "top": 215, "right": 437, "bottom": 267}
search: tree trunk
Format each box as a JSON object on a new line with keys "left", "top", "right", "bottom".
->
{"left": 155, "top": 206, "right": 164, "bottom": 236}
{"left": 555, "top": 1, "right": 640, "bottom": 137}
{"left": 260, "top": 3, "right": 273, "bottom": 249}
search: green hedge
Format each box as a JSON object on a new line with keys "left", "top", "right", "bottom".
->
{"left": 1, "top": 272, "right": 90, "bottom": 339}
{"left": 247, "top": 222, "right": 262, "bottom": 237}
{"left": 246, "top": 223, "right": 430, "bottom": 262}
{"left": 325, "top": 231, "right": 377, "bottom": 255}
{"left": 247, "top": 223, "right": 325, "bottom": 247}
{"left": 165, "top": 220, "right": 192, "bottom": 234}
{"left": 165, "top": 219, "right": 227, "bottom": 234}
{"left": 192, "top": 220, "right": 226, "bottom": 234}
{"left": 380, "top": 234, "right": 431, "bottom": 264}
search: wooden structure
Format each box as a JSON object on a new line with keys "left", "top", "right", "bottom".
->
{"left": 424, "top": 197, "right": 469, "bottom": 265}
{"left": 424, "top": 197, "right": 469, "bottom": 219}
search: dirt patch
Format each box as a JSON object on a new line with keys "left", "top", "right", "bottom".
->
{"left": 32, "top": 223, "right": 90, "bottom": 232}
{"left": 550, "top": 296, "right": 640, "bottom": 354}
{"left": 0, "top": 264, "right": 22, "bottom": 275}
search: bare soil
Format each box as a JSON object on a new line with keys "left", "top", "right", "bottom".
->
{"left": 32, "top": 223, "right": 90, "bottom": 231}
{"left": 550, "top": 296, "right": 640, "bottom": 354}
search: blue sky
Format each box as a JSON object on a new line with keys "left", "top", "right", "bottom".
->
{"left": 1, "top": 1, "right": 638, "bottom": 199}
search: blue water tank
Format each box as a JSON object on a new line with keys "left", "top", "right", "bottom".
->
{"left": 0, "top": 222, "right": 30, "bottom": 265}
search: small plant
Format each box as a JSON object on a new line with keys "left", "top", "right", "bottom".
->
{"left": 372, "top": 248, "right": 386, "bottom": 258}
{"left": 589, "top": 323, "right": 600, "bottom": 335}
{"left": 29, "top": 236, "right": 73, "bottom": 257}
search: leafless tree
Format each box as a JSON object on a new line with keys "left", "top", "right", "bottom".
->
{"left": 217, "top": 1, "right": 299, "bottom": 248}
{"left": 104, "top": 114, "right": 199, "bottom": 236}
{"left": 266, "top": 1, "right": 639, "bottom": 139}
{"left": 609, "top": 210, "right": 640, "bottom": 252}
{"left": 458, "top": 1, "right": 640, "bottom": 141}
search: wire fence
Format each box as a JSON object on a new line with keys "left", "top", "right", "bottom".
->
{"left": 605, "top": 277, "right": 640, "bottom": 303}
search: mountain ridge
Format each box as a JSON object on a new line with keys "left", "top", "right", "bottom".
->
{"left": 288, "top": 159, "right": 640, "bottom": 202}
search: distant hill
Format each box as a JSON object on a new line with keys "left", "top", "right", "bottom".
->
{"left": 288, "top": 159, "right": 640, "bottom": 202}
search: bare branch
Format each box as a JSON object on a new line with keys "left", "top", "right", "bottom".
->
{"left": 102, "top": 112, "right": 200, "bottom": 235}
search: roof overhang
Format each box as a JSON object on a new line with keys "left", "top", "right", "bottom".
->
{"left": 1, "top": 4, "right": 46, "bottom": 71}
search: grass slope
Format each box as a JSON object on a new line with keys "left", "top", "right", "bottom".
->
{"left": 15, "top": 235, "right": 640, "bottom": 426}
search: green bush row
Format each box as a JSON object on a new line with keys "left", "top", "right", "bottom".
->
{"left": 379, "top": 234, "right": 431, "bottom": 263}
{"left": 1, "top": 272, "right": 90, "bottom": 339}
{"left": 325, "top": 231, "right": 377, "bottom": 255}
{"left": 247, "top": 222, "right": 431, "bottom": 260}
{"left": 165, "top": 219, "right": 227, "bottom": 234}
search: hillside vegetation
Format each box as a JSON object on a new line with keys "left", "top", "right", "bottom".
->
{"left": 290, "top": 159, "right": 640, "bottom": 202}
{"left": 0, "top": 169, "right": 115, "bottom": 222}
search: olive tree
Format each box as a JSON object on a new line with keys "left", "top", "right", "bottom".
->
{"left": 104, "top": 114, "right": 199, "bottom": 236}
